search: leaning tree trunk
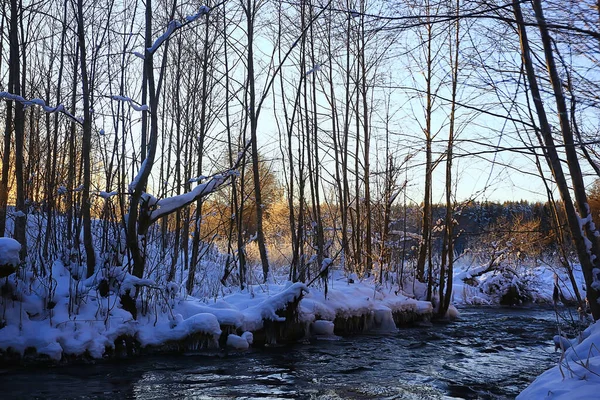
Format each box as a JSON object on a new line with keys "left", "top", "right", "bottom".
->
{"left": 513, "top": 0, "right": 600, "bottom": 320}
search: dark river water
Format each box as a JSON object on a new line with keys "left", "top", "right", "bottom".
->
{"left": 0, "top": 307, "right": 568, "bottom": 399}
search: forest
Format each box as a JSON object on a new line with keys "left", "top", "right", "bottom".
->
{"left": 1, "top": 1, "right": 600, "bottom": 395}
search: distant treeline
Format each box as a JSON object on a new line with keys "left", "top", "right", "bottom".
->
{"left": 389, "top": 200, "right": 571, "bottom": 258}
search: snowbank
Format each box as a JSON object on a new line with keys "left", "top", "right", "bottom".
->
{"left": 2, "top": 251, "right": 590, "bottom": 365}
{"left": 299, "top": 272, "right": 432, "bottom": 334}
{"left": 518, "top": 321, "right": 600, "bottom": 399}
{"left": 240, "top": 282, "right": 308, "bottom": 331}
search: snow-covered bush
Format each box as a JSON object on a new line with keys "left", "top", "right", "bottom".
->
{"left": 0, "top": 238, "right": 21, "bottom": 278}
{"left": 478, "top": 266, "right": 535, "bottom": 305}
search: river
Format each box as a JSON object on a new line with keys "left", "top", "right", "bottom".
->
{"left": 0, "top": 307, "right": 568, "bottom": 399}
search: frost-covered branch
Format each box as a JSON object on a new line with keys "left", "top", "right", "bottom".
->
{"left": 0, "top": 92, "right": 83, "bottom": 124}
{"left": 306, "top": 63, "right": 321, "bottom": 75}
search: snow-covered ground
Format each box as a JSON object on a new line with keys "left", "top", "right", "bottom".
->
{"left": 0, "top": 238, "right": 431, "bottom": 361}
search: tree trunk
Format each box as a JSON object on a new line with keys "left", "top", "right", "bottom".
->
{"left": 76, "top": 0, "right": 96, "bottom": 277}
{"left": 439, "top": 0, "right": 460, "bottom": 318}
{"left": 245, "top": 0, "right": 270, "bottom": 282}
{"left": 416, "top": 8, "right": 433, "bottom": 285}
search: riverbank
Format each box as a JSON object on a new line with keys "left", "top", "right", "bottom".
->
{"left": 0, "top": 307, "right": 560, "bottom": 399}
{"left": 0, "top": 262, "right": 433, "bottom": 365}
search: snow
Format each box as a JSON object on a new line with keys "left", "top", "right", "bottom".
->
{"left": 518, "top": 321, "right": 600, "bottom": 399}
{"left": 177, "top": 300, "right": 244, "bottom": 328}
{"left": 320, "top": 257, "right": 333, "bottom": 272}
{"left": 312, "top": 320, "right": 335, "bottom": 336}
{"left": 129, "top": 159, "right": 148, "bottom": 192}
{"left": 299, "top": 271, "right": 431, "bottom": 332}
{"left": 188, "top": 175, "right": 207, "bottom": 184}
{"left": 446, "top": 305, "right": 459, "bottom": 320}
{"left": 0, "top": 257, "right": 435, "bottom": 362}
{"left": 38, "top": 342, "right": 63, "bottom": 361}
{"left": 554, "top": 335, "right": 572, "bottom": 351}
{"left": 137, "top": 313, "right": 221, "bottom": 347}
{"left": 0, "top": 261, "right": 221, "bottom": 359}
{"left": 240, "top": 282, "right": 308, "bottom": 331}
{"left": 148, "top": 20, "right": 182, "bottom": 54}
{"left": 140, "top": 192, "right": 159, "bottom": 207}
{"left": 242, "top": 331, "right": 253, "bottom": 344}
{"left": 306, "top": 64, "right": 321, "bottom": 75}
{"left": 0, "top": 237, "right": 21, "bottom": 267}
{"left": 592, "top": 268, "right": 600, "bottom": 291}
{"left": 226, "top": 334, "right": 249, "bottom": 350}
{"left": 120, "top": 274, "right": 157, "bottom": 293}
{"left": 451, "top": 262, "right": 586, "bottom": 306}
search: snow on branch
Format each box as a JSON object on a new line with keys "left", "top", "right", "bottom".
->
{"left": 129, "top": 159, "right": 148, "bottom": 193}
{"left": 139, "top": 137, "right": 251, "bottom": 225}
{"left": 0, "top": 92, "right": 83, "bottom": 124}
{"left": 388, "top": 187, "right": 402, "bottom": 206}
{"left": 306, "top": 64, "right": 321, "bottom": 75}
{"left": 243, "top": 283, "right": 309, "bottom": 329}
{"left": 111, "top": 95, "right": 149, "bottom": 112}
{"left": 188, "top": 175, "right": 207, "bottom": 184}
{"left": 98, "top": 190, "right": 118, "bottom": 199}
{"left": 147, "top": 5, "right": 211, "bottom": 54}
{"left": 149, "top": 171, "right": 233, "bottom": 223}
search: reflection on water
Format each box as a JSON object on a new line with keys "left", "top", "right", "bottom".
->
{"left": 0, "top": 307, "right": 566, "bottom": 399}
